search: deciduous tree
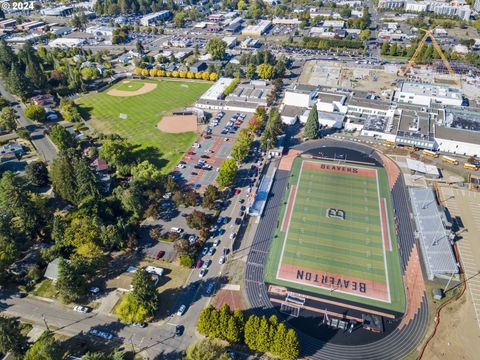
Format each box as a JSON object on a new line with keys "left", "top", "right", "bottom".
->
{"left": 206, "top": 38, "right": 227, "bottom": 60}
{"left": 49, "top": 124, "right": 76, "bottom": 150}
{"left": 216, "top": 158, "right": 238, "bottom": 188}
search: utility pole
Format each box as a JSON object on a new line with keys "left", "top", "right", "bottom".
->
{"left": 41, "top": 313, "right": 50, "bottom": 333}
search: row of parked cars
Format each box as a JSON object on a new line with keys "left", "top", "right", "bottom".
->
{"left": 221, "top": 113, "right": 246, "bottom": 135}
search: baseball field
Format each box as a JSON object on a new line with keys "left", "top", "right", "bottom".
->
{"left": 77, "top": 79, "right": 211, "bottom": 171}
{"left": 265, "top": 157, "right": 405, "bottom": 313}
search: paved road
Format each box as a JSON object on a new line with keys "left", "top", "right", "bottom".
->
{"left": 0, "top": 296, "right": 186, "bottom": 358}
{"left": 0, "top": 80, "right": 58, "bottom": 163}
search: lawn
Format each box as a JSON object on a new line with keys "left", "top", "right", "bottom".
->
{"left": 32, "top": 279, "right": 58, "bottom": 299}
{"left": 76, "top": 79, "right": 211, "bottom": 172}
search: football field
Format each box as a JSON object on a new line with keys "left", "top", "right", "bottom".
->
{"left": 265, "top": 157, "right": 405, "bottom": 313}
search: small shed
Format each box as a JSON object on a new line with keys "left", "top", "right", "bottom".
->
{"left": 432, "top": 288, "right": 444, "bottom": 300}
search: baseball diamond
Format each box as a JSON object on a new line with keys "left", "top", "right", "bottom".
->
{"left": 265, "top": 156, "right": 405, "bottom": 314}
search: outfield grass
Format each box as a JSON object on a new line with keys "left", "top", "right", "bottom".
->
{"left": 265, "top": 157, "right": 405, "bottom": 313}
{"left": 77, "top": 79, "right": 211, "bottom": 172}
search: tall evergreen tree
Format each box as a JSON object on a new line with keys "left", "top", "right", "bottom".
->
{"left": 50, "top": 149, "right": 79, "bottom": 204}
{"left": 244, "top": 315, "right": 260, "bottom": 351}
{"left": 226, "top": 316, "right": 241, "bottom": 343}
{"left": 281, "top": 329, "right": 300, "bottom": 360}
{"left": 20, "top": 42, "right": 47, "bottom": 90}
{"left": 131, "top": 267, "right": 160, "bottom": 316}
{"left": 75, "top": 158, "right": 100, "bottom": 203}
{"left": 197, "top": 305, "right": 215, "bottom": 336}
{"left": 272, "top": 323, "right": 287, "bottom": 357}
{"left": 209, "top": 309, "right": 222, "bottom": 339}
{"left": 219, "top": 304, "right": 231, "bottom": 340}
{"left": 0, "top": 316, "right": 28, "bottom": 358}
{"left": 6, "top": 63, "right": 30, "bottom": 100}
{"left": 304, "top": 104, "right": 319, "bottom": 139}
{"left": 256, "top": 316, "right": 271, "bottom": 353}
{"left": 0, "top": 41, "right": 17, "bottom": 77}
{"left": 56, "top": 258, "right": 87, "bottom": 303}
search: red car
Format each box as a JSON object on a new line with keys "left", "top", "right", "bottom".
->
{"left": 156, "top": 251, "right": 165, "bottom": 260}
{"left": 234, "top": 188, "right": 241, "bottom": 195}
{"left": 196, "top": 260, "right": 204, "bottom": 269}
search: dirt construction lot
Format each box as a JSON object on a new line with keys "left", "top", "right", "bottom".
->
{"left": 422, "top": 186, "right": 480, "bottom": 360}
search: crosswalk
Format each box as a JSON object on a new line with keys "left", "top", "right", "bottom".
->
{"left": 439, "top": 187, "right": 480, "bottom": 328}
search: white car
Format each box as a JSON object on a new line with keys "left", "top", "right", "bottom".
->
{"left": 229, "top": 233, "right": 236, "bottom": 240}
{"left": 219, "top": 256, "right": 226, "bottom": 264}
{"left": 177, "top": 304, "right": 187, "bottom": 316}
{"left": 163, "top": 192, "right": 172, "bottom": 199}
{"left": 192, "top": 143, "right": 201, "bottom": 148}
{"left": 213, "top": 239, "right": 220, "bottom": 247}
{"left": 199, "top": 268, "right": 207, "bottom": 278}
{"left": 176, "top": 164, "right": 186, "bottom": 169}
{"left": 73, "top": 306, "right": 89, "bottom": 313}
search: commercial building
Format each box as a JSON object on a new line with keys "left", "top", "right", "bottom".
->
{"left": 49, "top": 38, "right": 87, "bottom": 48}
{"left": 0, "top": 19, "right": 16, "bottom": 29}
{"left": 41, "top": 5, "right": 74, "bottom": 16}
{"left": 378, "top": 0, "right": 405, "bottom": 9}
{"left": 395, "top": 82, "right": 463, "bottom": 107}
{"left": 434, "top": 108, "right": 480, "bottom": 156}
{"left": 241, "top": 20, "right": 272, "bottom": 36}
{"left": 140, "top": 11, "right": 172, "bottom": 26}
{"left": 283, "top": 84, "right": 318, "bottom": 108}
{"left": 86, "top": 26, "right": 113, "bottom": 37}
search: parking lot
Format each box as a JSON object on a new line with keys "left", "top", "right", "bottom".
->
{"left": 175, "top": 110, "right": 253, "bottom": 192}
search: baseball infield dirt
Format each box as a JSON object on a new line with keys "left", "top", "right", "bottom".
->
{"left": 107, "top": 82, "right": 157, "bottom": 97}
{"left": 157, "top": 114, "right": 197, "bottom": 133}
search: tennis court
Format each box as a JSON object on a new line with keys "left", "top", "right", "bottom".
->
{"left": 265, "top": 157, "right": 405, "bottom": 313}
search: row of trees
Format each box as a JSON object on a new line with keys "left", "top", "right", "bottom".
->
{"left": 260, "top": 107, "right": 283, "bottom": 151}
{"left": 133, "top": 67, "right": 218, "bottom": 81}
{"left": 217, "top": 106, "right": 268, "bottom": 187}
{"left": 197, "top": 305, "right": 300, "bottom": 360}
{"left": 301, "top": 36, "right": 365, "bottom": 50}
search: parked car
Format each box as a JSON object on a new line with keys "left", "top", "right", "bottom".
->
{"left": 156, "top": 251, "right": 165, "bottom": 260}
{"left": 229, "top": 233, "right": 236, "bottom": 240}
{"left": 89, "top": 287, "right": 100, "bottom": 295}
{"left": 213, "top": 239, "right": 220, "bottom": 247}
{"left": 201, "top": 246, "right": 209, "bottom": 256}
{"left": 202, "top": 259, "right": 211, "bottom": 269}
{"left": 131, "top": 322, "right": 147, "bottom": 328}
{"left": 196, "top": 260, "right": 203, "bottom": 269}
{"left": 175, "top": 325, "right": 184, "bottom": 336}
{"left": 219, "top": 256, "right": 226, "bottom": 264}
{"left": 12, "top": 292, "right": 27, "bottom": 298}
{"left": 206, "top": 282, "right": 215, "bottom": 295}
{"left": 177, "top": 305, "right": 187, "bottom": 316}
{"left": 235, "top": 217, "right": 241, "bottom": 225}
{"left": 199, "top": 268, "right": 207, "bottom": 278}
{"left": 208, "top": 247, "right": 216, "bottom": 256}
{"left": 89, "top": 329, "right": 113, "bottom": 340}
{"left": 73, "top": 306, "right": 89, "bottom": 313}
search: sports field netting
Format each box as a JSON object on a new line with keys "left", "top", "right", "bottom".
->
{"left": 265, "top": 157, "right": 405, "bottom": 313}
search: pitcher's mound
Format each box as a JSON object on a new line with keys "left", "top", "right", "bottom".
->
{"left": 157, "top": 114, "right": 197, "bottom": 133}
{"left": 108, "top": 83, "right": 157, "bottom": 97}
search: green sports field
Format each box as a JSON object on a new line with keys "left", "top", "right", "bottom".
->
{"left": 77, "top": 79, "right": 211, "bottom": 172}
{"left": 265, "top": 157, "right": 405, "bottom": 313}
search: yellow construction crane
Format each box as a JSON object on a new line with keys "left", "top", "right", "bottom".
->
{"left": 399, "top": 28, "right": 461, "bottom": 87}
